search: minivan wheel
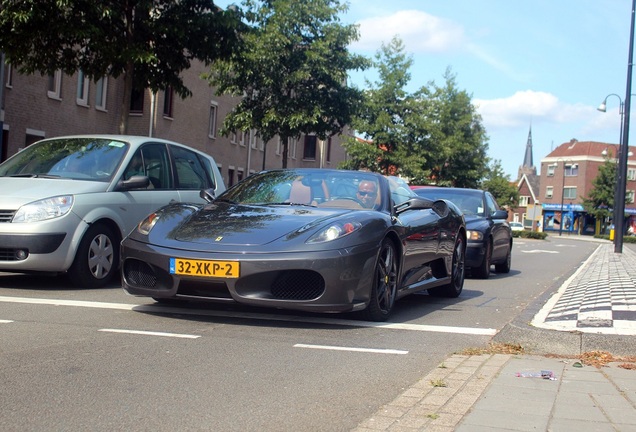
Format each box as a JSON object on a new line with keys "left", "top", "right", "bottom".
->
{"left": 68, "top": 223, "right": 119, "bottom": 288}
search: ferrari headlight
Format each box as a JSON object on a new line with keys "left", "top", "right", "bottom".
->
{"left": 306, "top": 221, "right": 361, "bottom": 244}
{"left": 467, "top": 230, "right": 483, "bottom": 241}
{"left": 137, "top": 213, "right": 160, "bottom": 235}
{"left": 12, "top": 195, "right": 74, "bottom": 223}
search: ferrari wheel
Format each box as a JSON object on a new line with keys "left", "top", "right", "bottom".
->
{"left": 428, "top": 235, "right": 465, "bottom": 298}
{"left": 364, "top": 239, "right": 398, "bottom": 321}
{"left": 473, "top": 239, "right": 491, "bottom": 279}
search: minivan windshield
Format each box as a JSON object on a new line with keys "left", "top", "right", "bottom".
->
{"left": 0, "top": 138, "right": 129, "bottom": 182}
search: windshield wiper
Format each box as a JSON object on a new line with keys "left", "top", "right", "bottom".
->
{"left": 8, "top": 174, "right": 61, "bottom": 179}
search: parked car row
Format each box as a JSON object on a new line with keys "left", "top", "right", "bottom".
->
{"left": 0, "top": 134, "right": 513, "bottom": 321}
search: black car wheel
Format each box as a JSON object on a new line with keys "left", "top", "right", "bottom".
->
{"left": 364, "top": 239, "right": 398, "bottom": 321}
{"left": 495, "top": 244, "right": 512, "bottom": 274}
{"left": 68, "top": 223, "right": 119, "bottom": 288}
{"left": 473, "top": 239, "right": 491, "bottom": 279}
{"left": 429, "top": 235, "right": 465, "bottom": 298}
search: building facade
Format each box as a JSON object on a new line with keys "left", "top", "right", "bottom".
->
{"left": 539, "top": 139, "right": 636, "bottom": 235}
{"left": 0, "top": 62, "right": 352, "bottom": 187}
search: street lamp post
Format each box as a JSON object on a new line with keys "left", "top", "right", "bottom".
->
{"left": 615, "top": 0, "right": 636, "bottom": 253}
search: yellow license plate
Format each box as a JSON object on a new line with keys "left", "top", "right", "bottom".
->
{"left": 170, "top": 258, "right": 239, "bottom": 278}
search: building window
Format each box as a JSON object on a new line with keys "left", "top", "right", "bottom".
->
{"left": 47, "top": 70, "right": 62, "bottom": 99}
{"left": 208, "top": 102, "right": 218, "bottom": 138}
{"left": 546, "top": 186, "right": 553, "bottom": 199}
{"left": 289, "top": 137, "right": 297, "bottom": 159}
{"left": 95, "top": 76, "right": 107, "bottom": 110}
{"left": 5, "top": 63, "right": 13, "bottom": 88}
{"left": 275, "top": 137, "right": 282, "bottom": 155}
{"left": 163, "top": 87, "right": 174, "bottom": 118}
{"left": 238, "top": 131, "right": 246, "bottom": 147}
{"left": 230, "top": 132, "right": 237, "bottom": 144}
{"left": 237, "top": 169, "right": 244, "bottom": 182}
{"left": 250, "top": 130, "right": 257, "bottom": 149}
{"left": 303, "top": 135, "right": 317, "bottom": 160}
{"left": 563, "top": 186, "right": 577, "bottom": 200}
{"left": 627, "top": 190, "right": 635, "bottom": 204}
{"left": 547, "top": 164, "right": 556, "bottom": 177}
{"left": 628, "top": 168, "right": 636, "bottom": 181}
{"left": 519, "top": 196, "right": 530, "bottom": 207}
{"left": 76, "top": 70, "right": 90, "bottom": 106}
{"left": 228, "top": 167, "right": 235, "bottom": 187}
{"left": 130, "top": 87, "right": 144, "bottom": 113}
{"left": 564, "top": 164, "right": 579, "bottom": 176}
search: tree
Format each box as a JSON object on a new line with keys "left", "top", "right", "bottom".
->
{"left": 583, "top": 155, "right": 618, "bottom": 227}
{"left": 482, "top": 160, "right": 519, "bottom": 209}
{"left": 412, "top": 69, "right": 489, "bottom": 187}
{"left": 207, "top": 0, "right": 368, "bottom": 169}
{"left": 0, "top": 0, "right": 242, "bottom": 133}
{"left": 341, "top": 38, "right": 489, "bottom": 187}
{"left": 341, "top": 37, "right": 427, "bottom": 177}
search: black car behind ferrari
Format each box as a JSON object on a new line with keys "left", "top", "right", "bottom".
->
{"left": 412, "top": 186, "right": 512, "bottom": 279}
{"left": 121, "top": 169, "right": 466, "bottom": 321}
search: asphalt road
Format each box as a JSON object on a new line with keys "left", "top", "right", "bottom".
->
{"left": 0, "top": 236, "right": 601, "bottom": 431}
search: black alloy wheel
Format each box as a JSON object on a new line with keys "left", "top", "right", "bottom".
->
{"left": 364, "top": 239, "right": 398, "bottom": 321}
{"left": 429, "top": 235, "right": 465, "bottom": 297}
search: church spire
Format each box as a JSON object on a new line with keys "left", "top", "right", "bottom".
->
{"left": 518, "top": 125, "right": 537, "bottom": 178}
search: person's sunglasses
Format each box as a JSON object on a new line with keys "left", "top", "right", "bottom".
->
{"left": 357, "top": 191, "right": 376, "bottom": 196}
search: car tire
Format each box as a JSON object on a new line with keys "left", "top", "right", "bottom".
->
{"left": 428, "top": 235, "right": 465, "bottom": 298}
{"left": 363, "top": 239, "right": 398, "bottom": 322}
{"left": 495, "top": 244, "right": 512, "bottom": 274}
{"left": 68, "top": 223, "right": 119, "bottom": 288}
{"left": 472, "top": 239, "right": 491, "bottom": 279}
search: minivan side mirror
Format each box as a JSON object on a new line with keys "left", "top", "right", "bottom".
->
{"left": 200, "top": 188, "right": 216, "bottom": 203}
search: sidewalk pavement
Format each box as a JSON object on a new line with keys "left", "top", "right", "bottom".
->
{"left": 354, "top": 238, "right": 636, "bottom": 432}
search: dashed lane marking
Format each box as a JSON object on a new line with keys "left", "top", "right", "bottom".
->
{"left": 294, "top": 343, "right": 408, "bottom": 355}
{"left": 99, "top": 328, "right": 200, "bottom": 339}
{"left": 0, "top": 295, "right": 497, "bottom": 336}
{"left": 0, "top": 319, "right": 14, "bottom": 323}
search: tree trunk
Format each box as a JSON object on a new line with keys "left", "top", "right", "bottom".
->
{"left": 118, "top": 62, "right": 134, "bottom": 135}
{"left": 281, "top": 136, "right": 288, "bottom": 169}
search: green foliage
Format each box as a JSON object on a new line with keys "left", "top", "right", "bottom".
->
{"left": 342, "top": 38, "right": 489, "bottom": 186}
{"left": 0, "top": 0, "right": 242, "bottom": 132}
{"left": 512, "top": 230, "right": 547, "bottom": 240}
{"left": 482, "top": 160, "right": 519, "bottom": 208}
{"left": 207, "top": 0, "right": 369, "bottom": 168}
{"left": 582, "top": 157, "right": 617, "bottom": 222}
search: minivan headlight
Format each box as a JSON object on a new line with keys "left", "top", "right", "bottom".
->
{"left": 12, "top": 195, "right": 74, "bottom": 223}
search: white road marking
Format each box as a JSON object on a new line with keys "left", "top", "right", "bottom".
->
{"left": 521, "top": 250, "right": 560, "bottom": 254}
{"left": 99, "top": 328, "right": 200, "bottom": 339}
{"left": 294, "top": 343, "right": 408, "bottom": 355}
{"left": 0, "top": 295, "right": 497, "bottom": 336}
{"left": 0, "top": 319, "right": 14, "bottom": 323}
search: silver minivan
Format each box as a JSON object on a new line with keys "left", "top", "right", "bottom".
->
{"left": 0, "top": 135, "right": 225, "bottom": 287}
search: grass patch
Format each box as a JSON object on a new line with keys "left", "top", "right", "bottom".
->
{"left": 459, "top": 342, "right": 525, "bottom": 356}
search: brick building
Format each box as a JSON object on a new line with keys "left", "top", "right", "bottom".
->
{"left": 0, "top": 61, "right": 352, "bottom": 187}
{"left": 539, "top": 139, "right": 636, "bottom": 235}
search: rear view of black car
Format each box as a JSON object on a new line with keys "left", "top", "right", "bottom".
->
{"left": 412, "top": 187, "right": 512, "bottom": 279}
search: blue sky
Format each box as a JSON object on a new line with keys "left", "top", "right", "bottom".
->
{"left": 215, "top": 0, "right": 633, "bottom": 178}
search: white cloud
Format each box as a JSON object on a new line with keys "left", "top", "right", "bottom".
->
{"left": 351, "top": 10, "right": 465, "bottom": 53}
{"left": 474, "top": 90, "right": 595, "bottom": 130}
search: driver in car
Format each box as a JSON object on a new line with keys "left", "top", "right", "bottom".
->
{"left": 357, "top": 180, "right": 378, "bottom": 209}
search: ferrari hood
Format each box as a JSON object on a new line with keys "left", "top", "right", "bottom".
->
{"left": 169, "top": 202, "right": 352, "bottom": 246}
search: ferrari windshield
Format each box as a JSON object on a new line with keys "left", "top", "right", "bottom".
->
{"left": 219, "top": 169, "right": 387, "bottom": 209}
{"left": 0, "top": 137, "right": 129, "bottom": 182}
